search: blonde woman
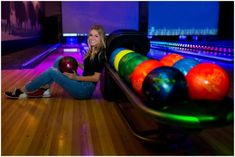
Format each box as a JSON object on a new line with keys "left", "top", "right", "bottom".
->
{"left": 5, "top": 24, "right": 107, "bottom": 99}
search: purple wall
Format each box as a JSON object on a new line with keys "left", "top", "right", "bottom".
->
{"left": 61, "top": 1, "right": 139, "bottom": 34}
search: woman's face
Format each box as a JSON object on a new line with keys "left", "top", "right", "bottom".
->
{"left": 88, "top": 29, "right": 101, "bottom": 48}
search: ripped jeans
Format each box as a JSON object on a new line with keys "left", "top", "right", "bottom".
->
{"left": 25, "top": 56, "right": 96, "bottom": 99}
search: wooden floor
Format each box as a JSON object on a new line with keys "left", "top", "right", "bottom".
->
{"left": 1, "top": 51, "right": 234, "bottom": 155}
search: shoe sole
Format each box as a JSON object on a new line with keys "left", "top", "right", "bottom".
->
{"left": 4, "top": 93, "right": 20, "bottom": 99}
{"left": 5, "top": 93, "right": 51, "bottom": 99}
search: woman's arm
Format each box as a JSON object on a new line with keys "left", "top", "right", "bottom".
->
{"left": 77, "top": 62, "right": 84, "bottom": 70}
{"left": 63, "top": 72, "right": 101, "bottom": 82}
{"left": 76, "top": 72, "right": 101, "bottom": 82}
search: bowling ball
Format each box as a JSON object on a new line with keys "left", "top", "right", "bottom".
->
{"left": 109, "top": 47, "right": 125, "bottom": 67}
{"left": 119, "top": 55, "right": 148, "bottom": 83}
{"left": 142, "top": 66, "right": 188, "bottom": 106}
{"left": 113, "top": 49, "right": 134, "bottom": 71}
{"left": 59, "top": 56, "right": 78, "bottom": 73}
{"left": 160, "top": 53, "right": 184, "bottom": 66}
{"left": 130, "top": 59, "right": 163, "bottom": 96}
{"left": 118, "top": 52, "right": 142, "bottom": 77}
{"left": 186, "top": 63, "right": 230, "bottom": 100}
{"left": 173, "top": 58, "right": 200, "bottom": 76}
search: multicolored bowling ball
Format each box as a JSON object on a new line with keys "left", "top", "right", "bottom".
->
{"left": 186, "top": 63, "right": 230, "bottom": 100}
{"left": 109, "top": 48, "right": 125, "bottom": 66}
{"left": 160, "top": 53, "right": 184, "bottom": 66}
{"left": 142, "top": 66, "right": 188, "bottom": 106}
{"left": 59, "top": 56, "right": 78, "bottom": 73}
{"left": 173, "top": 58, "right": 200, "bottom": 76}
{"left": 113, "top": 49, "right": 134, "bottom": 71}
{"left": 119, "top": 55, "right": 148, "bottom": 83}
{"left": 130, "top": 59, "right": 163, "bottom": 96}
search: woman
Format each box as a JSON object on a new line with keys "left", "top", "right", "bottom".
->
{"left": 5, "top": 24, "right": 107, "bottom": 99}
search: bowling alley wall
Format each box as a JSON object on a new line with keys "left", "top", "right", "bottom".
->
{"left": 60, "top": 1, "right": 233, "bottom": 39}
{"left": 1, "top": 1, "right": 61, "bottom": 55}
{"left": 1, "top": 1, "right": 234, "bottom": 55}
{"left": 1, "top": 1, "right": 45, "bottom": 54}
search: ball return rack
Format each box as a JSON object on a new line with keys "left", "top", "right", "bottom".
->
{"left": 101, "top": 63, "right": 234, "bottom": 144}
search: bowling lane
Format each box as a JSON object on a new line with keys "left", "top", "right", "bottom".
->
{"left": 147, "top": 43, "right": 234, "bottom": 73}
{"left": 34, "top": 45, "right": 86, "bottom": 75}
{"left": 147, "top": 48, "right": 234, "bottom": 73}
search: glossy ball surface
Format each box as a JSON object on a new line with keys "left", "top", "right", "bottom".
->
{"left": 118, "top": 52, "right": 142, "bottom": 77}
{"left": 142, "top": 66, "right": 188, "bottom": 105}
{"left": 113, "top": 49, "right": 134, "bottom": 71}
{"left": 186, "top": 63, "right": 230, "bottom": 100}
{"left": 59, "top": 56, "right": 78, "bottom": 73}
{"left": 109, "top": 48, "right": 125, "bottom": 67}
{"left": 130, "top": 59, "right": 163, "bottom": 95}
{"left": 119, "top": 55, "right": 148, "bottom": 83}
{"left": 173, "top": 58, "right": 200, "bottom": 76}
{"left": 160, "top": 53, "right": 184, "bottom": 66}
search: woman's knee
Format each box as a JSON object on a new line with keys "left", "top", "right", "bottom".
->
{"left": 53, "top": 56, "right": 63, "bottom": 68}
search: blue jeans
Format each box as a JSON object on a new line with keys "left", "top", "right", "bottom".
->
{"left": 25, "top": 56, "right": 96, "bottom": 99}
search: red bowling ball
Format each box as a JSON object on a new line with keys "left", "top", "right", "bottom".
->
{"left": 130, "top": 59, "right": 163, "bottom": 96}
{"left": 59, "top": 56, "right": 78, "bottom": 73}
{"left": 186, "top": 63, "right": 230, "bottom": 100}
{"left": 160, "top": 53, "right": 184, "bottom": 66}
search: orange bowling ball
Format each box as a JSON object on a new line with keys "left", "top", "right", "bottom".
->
{"left": 186, "top": 63, "right": 230, "bottom": 100}
{"left": 160, "top": 53, "right": 184, "bottom": 66}
{"left": 130, "top": 59, "right": 163, "bottom": 95}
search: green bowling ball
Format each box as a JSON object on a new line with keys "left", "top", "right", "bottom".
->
{"left": 119, "top": 55, "right": 148, "bottom": 83}
{"left": 113, "top": 49, "right": 134, "bottom": 71}
{"left": 118, "top": 53, "right": 142, "bottom": 76}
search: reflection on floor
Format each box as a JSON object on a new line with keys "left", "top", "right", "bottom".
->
{"left": 1, "top": 43, "right": 234, "bottom": 155}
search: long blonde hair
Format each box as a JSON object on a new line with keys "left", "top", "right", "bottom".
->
{"left": 84, "top": 24, "right": 106, "bottom": 62}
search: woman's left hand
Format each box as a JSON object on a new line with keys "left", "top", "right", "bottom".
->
{"left": 63, "top": 71, "right": 77, "bottom": 80}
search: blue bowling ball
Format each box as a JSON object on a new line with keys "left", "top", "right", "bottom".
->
{"left": 109, "top": 48, "right": 125, "bottom": 66}
{"left": 173, "top": 58, "right": 200, "bottom": 76}
{"left": 142, "top": 66, "right": 188, "bottom": 107}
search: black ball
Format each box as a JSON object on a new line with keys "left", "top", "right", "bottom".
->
{"left": 142, "top": 66, "right": 188, "bottom": 107}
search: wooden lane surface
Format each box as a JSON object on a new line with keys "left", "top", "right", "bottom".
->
{"left": 2, "top": 80, "right": 161, "bottom": 155}
{"left": 1, "top": 50, "right": 234, "bottom": 155}
{"left": 1, "top": 51, "right": 158, "bottom": 155}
